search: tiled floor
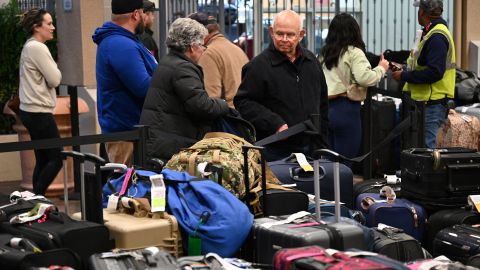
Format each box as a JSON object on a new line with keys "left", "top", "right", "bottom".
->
{"left": 0, "top": 180, "right": 81, "bottom": 214}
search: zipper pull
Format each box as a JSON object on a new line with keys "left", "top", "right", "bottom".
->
{"left": 296, "top": 75, "right": 300, "bottom": 83}
{"left": 410, "top": 206, "right": 418, "bottom": 227}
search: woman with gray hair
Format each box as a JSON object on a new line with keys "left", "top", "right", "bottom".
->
{"left": 140, "top": 18, "right": 229, "bottom": 160}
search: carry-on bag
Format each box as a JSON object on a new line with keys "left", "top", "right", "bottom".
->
{"left": 241, "top": 145, "right": 309, "bottom": 217}
{"left": 432, "top": 224, "right": 480, "bottom": 263}
{"left": 268, "top": 154, "right": 354, "bottom": 208}
{"left": 89, "top": 247, "right": 177, "bottom": 270}
{"left": 273, "top": 245, "right": 408, "bottom": 270}
{"left": 371, "top": 226, "right": 428, "bottom": 262}
{"left": 244, "top": 149, "right": 367, "bottom": 266}
{"left": 0, "top": 233, "right": 81, "bottom": 270}
{"left": 425, "top": 208, "right": 480, "bottom": 252}
{"left": 353, "top": 178, "right": 401, "bottom": 204}
{"left": 61, "top": 150, "right": 107, "bottom": 224}
{"left": 0, "top": 209, "right": 112, "bottom": 262}
{"left": 355, "top": 193, "right": 426, "bottom": 241}
{"left": 436, "top": 110, "right": 480, "bottom": 151}
{"left": 401, "top": 148, "right": 480, "bottom": 211}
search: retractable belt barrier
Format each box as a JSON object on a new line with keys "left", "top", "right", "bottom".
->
{"left": 0, "top": 125, "right": 150, "bottom": 169}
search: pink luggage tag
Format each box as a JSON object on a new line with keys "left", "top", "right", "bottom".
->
{"left": 119, "top": 168, "right": 134, "bottom": 196}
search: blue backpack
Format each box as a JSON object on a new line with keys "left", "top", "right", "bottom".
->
{"left": 162, "top": 169, "right": 253, "bottom": 257}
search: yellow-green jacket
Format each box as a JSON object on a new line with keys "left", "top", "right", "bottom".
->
{"left": 403, "top": 21, "right": 456, "bottom": 101}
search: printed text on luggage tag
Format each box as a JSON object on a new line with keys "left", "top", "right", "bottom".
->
{"left": 150, "top": 174, "right": 166, "bottom": 212}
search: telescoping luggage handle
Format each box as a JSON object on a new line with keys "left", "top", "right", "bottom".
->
{"left": 314, "top": 149, "right": 349, "bottom": 223}
{"left": 61, "top": 151, "right": 106, "bottom": 223}
{"left": 61, "top": 151, "right": 85, "bottom": 218}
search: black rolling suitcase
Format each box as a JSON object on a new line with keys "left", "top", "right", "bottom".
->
{"left": 89, "top": 248, "right": 177, "bottom": 270}
{"left": 425, "top": 208, "right": 480, "bottom": 252}
{"left": 0, "top": 233, "right": 81, "bottom": 270}
{"left": 401, "top": 148, "right": 480, "bottom": 212}
{"left": 0, "top": 152, "right": 113, "bottom": 262}
{"left": 432, "top": 224, "right": 480, "bottom": 263}
{"left": 268, "top": 154, "right": 354, "bottom": 208}
{"left": 244, "top": 149, "right": 367, "bottom": 266}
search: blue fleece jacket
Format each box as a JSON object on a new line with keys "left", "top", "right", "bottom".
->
{"left": 93, "top": 22, "right": 158, "bottom": 133}
{"left": 401, "top": 18, "right": 450, "bottom": 84}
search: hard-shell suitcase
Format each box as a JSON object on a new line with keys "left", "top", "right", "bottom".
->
{"left": 245, "top": 149, "right": 367, "bottom": 266}
{"left": 401, "top": 148, "right": 480, "bottom": 211}
{"left": 425, "top": 208, "right": 480, "bottom": 252}
{"left": 88, "top": 248, "right": 177, "bottom": 270}
{"left": 74, "top": 209, "right": 183, "bottom": 257}
{"left": 432, "top": 224, "right": 480, "bottom": 263}
{"left": 273, "top": 245, "right": 408, "bottom": 270}
{"left": 0, "top": 233, "right": 81, "bottom": 270}
{"left": 268, "top": 155, "right": 354, "bottom": 208}
{"left": 371, "top": 226, "right": 427, "bottom": 262}
{"left": 355, "top": 193, "right": 426, "bottom": 241}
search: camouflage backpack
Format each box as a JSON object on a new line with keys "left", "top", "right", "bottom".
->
{"left": 165, "top": 132, "right": 284, "bottom": 213}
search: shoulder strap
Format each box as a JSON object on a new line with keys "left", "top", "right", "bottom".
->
{"left": 204, "top": 132, "right": 251, "bottom": 146}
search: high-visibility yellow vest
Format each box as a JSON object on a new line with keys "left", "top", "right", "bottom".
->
{"left": 403, "top": 23, "right": 456, "bottom": 101}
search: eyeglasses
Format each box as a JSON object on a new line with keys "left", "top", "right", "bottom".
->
{"left": 273, "top": 31, "right": 298, "bottom": 41}
{"left": 193, "top": 43, "right": 208, "bottom": 50}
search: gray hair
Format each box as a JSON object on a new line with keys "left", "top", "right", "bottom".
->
{"left": 166, "top": 18, "right": 208, "bottom": 52}
{"left": 419, "top": 0, "right": 443, "bottom": 17}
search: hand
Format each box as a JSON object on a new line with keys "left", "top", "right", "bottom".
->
{"left": 392, "top": 71, "right": 403, "bottom": 81}
{"left": 378, "top": 54, "right": 389, "bottom": 71}
{"left": 277, "top": 124, "right": 288, "bottom": 133}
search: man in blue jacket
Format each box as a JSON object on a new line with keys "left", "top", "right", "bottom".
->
{"left": 93, "top": 0, "right": 158, "bottom": 165}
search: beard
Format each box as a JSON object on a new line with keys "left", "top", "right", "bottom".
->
{"left": 135, "top": 15, "right": 145, "bottom": 35}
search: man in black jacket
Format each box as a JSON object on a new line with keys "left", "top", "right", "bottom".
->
{"left": 137, "top": 0, "right": 159, "bottom": 60}
{"left": 234, "top": 9, "right": 329, "bottom": 161}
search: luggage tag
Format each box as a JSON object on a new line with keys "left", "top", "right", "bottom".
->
{"left": 150, "top": 174, "right": 166, "bottom": 213}
{"left": 107, "top": 194, "right": 120, "bottom": 211}
{"left": 468, "top": 195, "right": 480, "bottom": 213}
{"left": 293, "top": 153, "right": 313, "bottom": 172}
{"left": 188, "top": 211, "right": 211, "bottom": 256}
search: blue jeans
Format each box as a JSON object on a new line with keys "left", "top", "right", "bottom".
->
{"left": 424, "top": 103, "right": 448, "bottom": 148}
{"left": 328, "top": 97, "right": 362, "bottom": 167}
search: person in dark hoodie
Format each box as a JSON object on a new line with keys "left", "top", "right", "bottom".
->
{"left": 392, "top": 0, "right": 455, "bottom": 148}
{"left": 139, "top": 18, "right": 229, "bottom": 161}
{"left": 92, "top": 0, "right": 158, "bottom": 165}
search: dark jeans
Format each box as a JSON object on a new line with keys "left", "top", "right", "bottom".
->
{"left": 424, "top": 103, "right": 448, "bottom": 148}
{"left": 19, "top": 110, "right": 63, "bottom": 195}
{"left": 328, "top": 97, "right": 362, "bottom": 167}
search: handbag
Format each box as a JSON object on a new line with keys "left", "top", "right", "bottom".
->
{"left": 335, "top": 66, "right": 367, "bottom": 102}
{"left": 6, "top": 94, "right": 20, "bottom": 114}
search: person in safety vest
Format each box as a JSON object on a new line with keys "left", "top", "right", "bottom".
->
{"left": 392, "top": 0, "right": 455, "bottom": 148}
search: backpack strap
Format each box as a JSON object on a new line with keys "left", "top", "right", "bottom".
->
{"left": 204, "top": 132, "right": 251, "bottom": 146}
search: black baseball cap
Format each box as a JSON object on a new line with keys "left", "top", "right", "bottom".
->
{"left": 143, "top": 0, "right": 155, "bottom": 12}
{"left": 111, "top": 0, "right": 143, "bottom": 15}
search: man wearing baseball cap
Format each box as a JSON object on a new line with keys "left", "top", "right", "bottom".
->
{"left": 137, "top": 0, "right": 159, "bottom": 60}
{"left": 92, "top": 0, "right": 158, "bottom": 165}
{"left": 393, "top": 0, "right": 455, "bottom": 148}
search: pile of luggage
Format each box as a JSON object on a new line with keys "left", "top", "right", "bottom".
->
{"left": 2, "top": 131, "right": 480, "bottom": 269}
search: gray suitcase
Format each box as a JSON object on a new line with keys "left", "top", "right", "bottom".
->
{"left": 244, "top": 149, "right": 367, "bottom": 266}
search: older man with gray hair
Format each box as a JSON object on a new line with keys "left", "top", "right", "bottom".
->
{"left": 234, "top": 10, "right": 329, "bottom": 161}
{"left": 392, "top": 0, "right": 455, "bottom": 148}
{"left": 139, "top": 18, "right": 229, "bottom": 161}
